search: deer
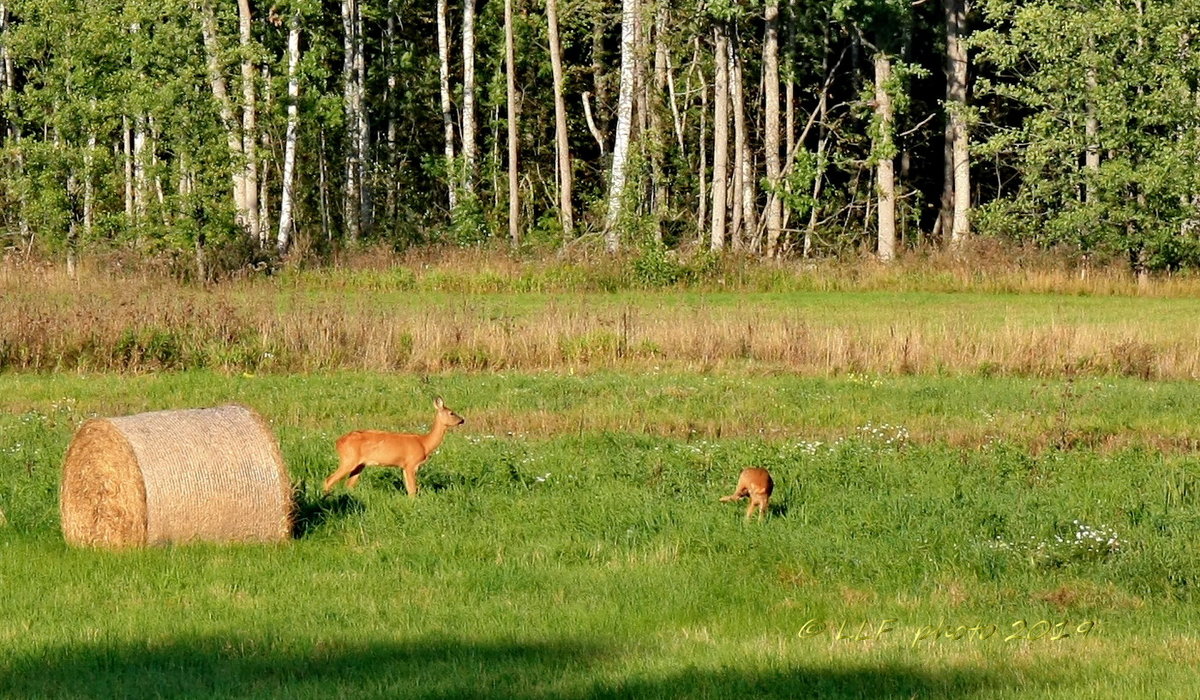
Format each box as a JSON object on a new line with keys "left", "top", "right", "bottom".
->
{"left": 720, "top": 467, "right": 774, "bottom": 520}
{"left": 323, "top": 397, "right": 466, "bottom": 496}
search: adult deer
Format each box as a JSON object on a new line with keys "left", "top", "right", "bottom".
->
{"left": 323, "top": 397, "right": 465, "bottom": 496}
{"left": 720, "top": 467, "right": 774, "bottom": 519}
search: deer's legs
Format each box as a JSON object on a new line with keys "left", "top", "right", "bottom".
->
{"left": 402, "top": 465, "right": 419, "bottom": 497}
{"left": 324, "top": 458, "right": 364, "bottom": 492}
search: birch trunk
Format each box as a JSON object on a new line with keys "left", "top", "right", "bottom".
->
{"left": 462, "top": 0, "right": 477, "bottom": 195}
{"left": 319, "top": 129, "right": 332, "bottom": 243}
{"left": 277, "top": 14, "right": 301, "bottom": 254}
{"left": 385, "top": 7, "right": 397, "bottom": 224}
{"left": 763, "top": 0, "right": 782, "bottom": 257}
{"left": 65, "top": 166, "right": 77, "bottom": 277}
{"left": 130, "top": 21, "right": 147, "bottom": 224}
{"left": 123, "top": 117, "right": 134, "bottom": 221}
{"left": 697, "top": 46, "right": 708, "bottom": 241}
{"left": 784, "top": 0, "right": 795, "bottom": 168}
{"left": 650, "top": 2, "right": 668, "bottom": 242}
{"left": 944, "top": 0, "right": 970, "bottom": 249}
{"left": 504, "top": 0, "right": 519, "bottom": 246}
{"left": 591, "top": 12, "right": 608, "bottom": 139}
{"left": 666, "top": 46, "right": 685, "bottom": 153}
{"left": 150, "top": 118, "right": 169, "bottom": 226}
{"left": 710, "top": 24, "right": 730, "bottom": 252}
{"left": 0, "top": 2, "right": 11, "bottom": 140}
{"left": 546, "top": 0, "right": 574, "bottom": 236}
{"left": 804, "top": 23, "right": 830, "bottom": 257}
{"left": 1085, "top": 65, "right": 1100, "bottom": 201}
{"left": 257, "top": 67, "right": 273, "bottom": 240}
{"left": 133, "top": 118, "right": 147, "bottom": 222}
{"left": 603, "top": 0, "right": 637, "bottom": 252}
{"left": 341, "top": 0, "right": 362, "bottom": 242}
{"left": 355, "top": 1, "right": 369, "bottom": 231}
{"left": 874, "top": 54, "right": 896, "bottom": 262}
{"left": 437, "top": 0, "right": 457, "bottom": 212}
{"left": 83, "top": 130, "right": 95, "bottom": 240}
{"left": 730, "top": 37, "right": 755, "bottom": 251}
{"left": 237, "top": 0, "right": 259, "bottom": 243}
{"left": 199, "top": 1, "right": 248, "bottom": 228}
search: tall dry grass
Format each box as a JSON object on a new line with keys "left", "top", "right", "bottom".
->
{"left": 2, "top": 249, "right": 1199, "bottom": 377}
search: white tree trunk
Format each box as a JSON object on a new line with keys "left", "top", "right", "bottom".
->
{"left": 504, "top": 0, "right": 519, "bottom": 246}
{"left": 730, "top": 37, "right": 755, "bottom": 251}
{"left": 784, "top": 0, "right": 795, "bottom": 170}
{"left": 123, "top": 117, "right": 134, "bottom": 221}
{"left": 945, "top": 0, "right": 970, "bottom": 249}
{"left": 582, "top": 92, "right": 606, "bottom": 154}
{"left": 277, "top": 14, "right": 302, "bottom": 254}
{"left": 237, "top": 0, "right": 259, "bottom": 243}
{"left": 546, "top": 0, "right": 574, "bottom": 236}
{"left": 436, "top": 0, "right": 457, "bottom": 212}
{"left": 462, "top": 0, "right": 477, "bottom": 195}
{"left": 763, "top": 0, "right": 782, "bottom": 257}
{"left": 129, "top": 21, "right": 147, "bottom": 224}
{"left": 1085, "top": 64, "right": 1100, "bottom": 200}
{"left": 650, "top": 2, "right": 668, "bottom": 242}
{"left": 199, "top": 1, "right": 249, "bottom": 228}
{"left": 603, "top": 0, "right": 637, "bottom": 252}
{"left": 804, "top": 24, "right": 832, "bottom": 257}
{"left": 355, "top": 1, "right": 369, "bottom": 230}
{"left": 341, "top": 0, "right": 363, "bottom": 242}
{"left": 133, "top": 117, "right": 147, "bottom": 222}
{"left": 709, "top": 25, "right": 730, "bottom": 252}
{"left": 150, "top": 117, "right": 169, "bottom": 226}
{"left": 697, "top": 47, "right": 707, "bottom": 241}
{"left": 666, "top": 46, "right": 685, "bottom": 153}
{"left": 83, "top": 130, "right": 95, "bottom": 239}
{"left": 0, "top": 3, "right": 12, "bottom": 140}
{"left": 875, "top": 54, "right": 896, "bottom": 262}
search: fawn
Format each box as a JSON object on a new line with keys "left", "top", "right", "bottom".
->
{"left": 323, "top": 397, "right": 465, "bottom": 496}
{"left": 720, "top": 467, "right": 774, "bottom": 519}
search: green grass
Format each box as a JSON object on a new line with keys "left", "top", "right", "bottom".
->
{"left": 2, "top": 371, "right": 1199, "bottom": 697}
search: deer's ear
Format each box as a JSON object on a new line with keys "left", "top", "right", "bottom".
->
{"left": 434, "top": 397, "right": 445, "bottom": 409}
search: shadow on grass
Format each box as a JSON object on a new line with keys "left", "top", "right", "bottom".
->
{"left": 374, "top": 468, "right": 467, "bottom": 494}
{"left": 0, "top": 636, "right": 1038, "bottom": 699}
{"left": 291, "top": 489, "right": 365, "bottom": 539}
{"left": 592, "top": 664, "right": 1033, "bottom": 699}
{"left": 1, "top": 637, "right": 605, "bottom": 699}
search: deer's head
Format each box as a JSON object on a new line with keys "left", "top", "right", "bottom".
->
{"left": 434, "top": 397, "right": 466, "bottom": 426}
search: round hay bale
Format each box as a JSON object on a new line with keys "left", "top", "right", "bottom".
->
{"left": 61, "top": 404, "right": 292, "bottom": 547}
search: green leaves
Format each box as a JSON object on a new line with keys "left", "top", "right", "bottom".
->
{"left": 975, "top": 0, "right": 1200, "bottom": 269}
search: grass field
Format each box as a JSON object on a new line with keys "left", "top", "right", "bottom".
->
{"left": 2, "top": 365, "right": 1199, "bottom": 698}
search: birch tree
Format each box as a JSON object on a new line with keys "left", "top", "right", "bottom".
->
{"left": 437, "top": 0, "right": 457, "bottom": 212}
{"left": 874, "top": 54, "right": 896, "bottom": 262}
{"left": 0, "top": 2, "right": 10, "bottom": 141}
{"left": 237, "top": 0, "right": 260, "bottom": 244}
{"left": 504, "top": 0, "right": 519, "bottom": 246}
{"left": 545, "top": 0, "right": 573, "bottom": 236}
{"left": 763, "top": 0, "right": 782, "bottom": 256}
{"left": 199, "top": 0, "right": 249, "bottom": 230}
{"left": 730, "top": 35, "right": 755, "bottom": 250}
{"left": 277, "top": 11, "right": 302, "bottom": 254}
{"left": 462, "top": 0, "right": 477, "bottom": 198}
{"left": 341, "top": 0, "right": 364, "bottom": 242}
{"left": 942, "top": 0, "right": 970, "bottom": 249}
{"left": 709, "top": 22, "right": 730, "bottom": 251}
{"left": 603, "top": 0, "right": 637, "bottom": 252}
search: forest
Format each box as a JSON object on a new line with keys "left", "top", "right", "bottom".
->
{"left": 2, "top": 0, "right": 1200, "bottom": 278}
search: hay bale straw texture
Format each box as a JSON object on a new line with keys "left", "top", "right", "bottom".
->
{"left": 60, "top": 405, "right": 292, "bottom": 547}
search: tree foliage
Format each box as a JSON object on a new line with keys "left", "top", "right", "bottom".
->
{"left": 0, "top": 0, "right": 1198, "bottom": 273}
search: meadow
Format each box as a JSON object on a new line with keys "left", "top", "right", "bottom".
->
{"left": 2, "top": 254, "right": 1199, "bottom": 698}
